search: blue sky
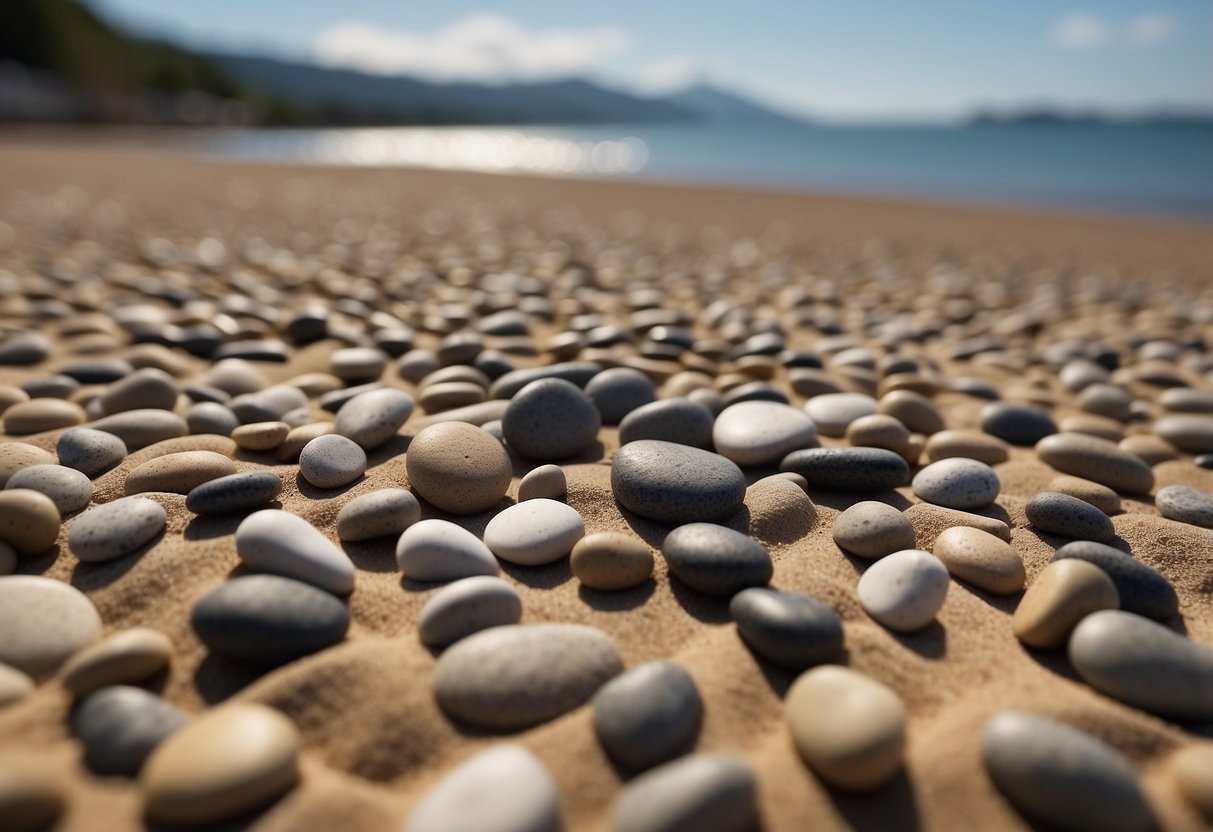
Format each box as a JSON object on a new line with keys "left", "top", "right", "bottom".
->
{"left": 86, "top": 0, "right": 1212, "bottom": 121}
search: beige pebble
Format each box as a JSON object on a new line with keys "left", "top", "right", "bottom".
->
{"left": 0, "top": 489, "right": 61, "bottom": 556}
{"left": 0, "top": 386, "right": 30, "bottom": 415}
{"left": 2, "top": 399, "right": 86, "bottom": 435}
{"left": 284, "top": 372, "right": 343, "bottom": 397}
{"left": 0, "top": 576, "right": 102, "bottom": 678}
{"left": 276, "top": 422, "right": 333, "bottom": 462}
{"left": 125, "top": 450, "right": 237, "bottom": 495}
{"left": 877, "top": 389, "right": 944, "bottom": 435}
{"left": 518, "top": 464, "right": 567, "bottom": 502}
{"left": 845, "top": 414, "right": 911, "bottom": 456}
{"left": 0, "top": 759, "right": 64, "bottom": 832}
{"left": 231, "top": 421, "right": 290, "bottom": 451}
{"left": 0, "top": 443, "right": 56, "bottom": 487}
{"left": 57, "top": 626, "right": 172, "bottom": 697}
{"left": 1171, "top": 745, "right": 1213, "bottom": 822}
{"left": 405, "top": 422, "right": 512, "bottom": 514}
{"left": 0, "top": 662, "right": 34, "bottom": 708}
{"left": 570, "top": 532, "right": 654, "bottom": 590}
{"left": 1012, "top": 559, "right": 1119, "bottom": 649}
{"left": 933, "top": 526, "right": 1024, "bottom": 594}
{"left": 1060, "top": 414, "right": 1125, "bottom": 442}
{"left": 1118, "top": 434, "right": 1178, "bottom": 466}
{"left": 831, "top": 501, "right": 915, "bottom": 560}
{"left": 923, "top": 429, "right": 1009, "bottom": 465}
{"left": 419, "top": 381, "right": 487, "bottom": 413}
{"left": 1047, "top": 475, "right": 1121, "bottom": 515}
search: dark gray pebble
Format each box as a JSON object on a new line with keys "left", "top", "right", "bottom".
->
{"left": 489, "top": 361, "right": 600, "bottom": 399}
{"left": 980, "top": 402, "right": 1057, "bottom": 446}
{"left": 502, "top": 378, "right": 601, "bottom": 461}
{"left": 593, "top": 660, "right": 702, "bottom": 772}
{"left": 612, "top": 441, "right": 746, "bottom": 524}
{"left": 1025, "top": 492, "right": 1116, "bottom": 542}
{"left": 779, "top": 447, "right": 910, "bottom": 491}
{"left": 584, "top": 368, "right": 656, "bottom": 425}
{"left": 185, "top": 472, "right": 283, "bottom": 515}
{"left": 1052, "top": 540, "right": 1178, "bottom": 620}
{"left": 618, "top": 400, "right": 715, "bottom": 449}
{"left": 729, "top": 588, "right": 844, "bottom": 670}
{"left": 70, "top": 686, "right": 187, "bottom": 776}
{"left": 662, "top": 523, "right": 772, "bottom": 597}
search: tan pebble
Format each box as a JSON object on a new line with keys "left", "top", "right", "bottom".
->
{"left": 1012, "top": 559, "right": 1119, "bottom": 649}
{"left": 0, "top": 662, "right": 34, "bottom": 707}
{"left": 933, "top": 526, "right": 1024, "bottom": 594}
{"left": 877, "top": 390, "right": 944, "bottom": 435}
{"left": 336, "top": 488, "right": 421, "bottom": 541}
{"left": 518, "top": 464, "right": 566, "bottom": 502}
{"left": 276, "top": 422, "right": 333, "bottom": 462}
{"left": 878, "top": 373, "right": 937, "bottom": 397}
{"left": 125, "top": 451, "right": 236, "bottom": 495}
{"left": 1171, "top": 745, "right": 1213, "bottom": 822}
{"left": 0, "top": 489, "right": 60, "bottom": 555}
{"left": 904, "top": 503, "right": 1011, "bottom": 542}
{"left": 765, "top": 471, "right": 808, "bottom": 492}
{"left": 570, "top": 532, "right": 654, "bottom": 590}
{"left": 0, "top": 576, "right": 101, "bottom": 678}
{"left": 902, "top": 433, "right": 926, "bottom": 466}
{"left": 0, "top": 759, "right": 64, "bottom": 832}
{"left": 734, "top": 355, "right": 777, "bottom": 379}
{"left": 141, "top": 703, "right": 300, "bottom": 825}
{"left": 284, "top": 372, "right": 343, "bottom": 397}
{"left": 57, "top": 627, "right": 172, "bottom": 697}
{"left": 0, "top": 442, "right": 56, "bottom": 487}
{"left": 419, "top": 381, "right": 487, "bottom": 413}
{"left": 924, "top": 429, "right": 1009, "bottom": 465}
{"left": 1, "top": 399, "right": 86, "bottom": 435}
{"left": 1047, "top": 475, "right": 1121, "bottom": 515}
{"left": 1060, "top": 414, "right": 1125, "bottom": 442}
{"left": 845, "top": 414, "right": 911, "bottom": 456}
{"left": 417, "top": 365, "right": 491, "bottom": 391}
{"left": 1118, "top": 434, "right": 1178, "bottom": 466}
{"left": 231, "top": 421, "right": 290, "bottom": 451}
{"left": 0, "top": 386, "right": 30, "bottom": 415}
{"left": 405, "top": 422, "right": 512, "bottom": 514}
{"left": 785, "top": 665, "right": 906, "bottom": 790}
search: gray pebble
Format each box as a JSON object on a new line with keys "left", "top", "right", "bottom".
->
{"left": 405, "top": 745, "right": 559, "bottom": 832}
{"left": 518, "top": 464, "right": 566, "bottom": 502}
{"left": 1025, "top": 492, "right": 1116, "bottom": 542}
{"left": 185, "top": 472, "right": 282, "bottom": 515}
{"left": 502, "top": 378, "right": 601, "bottom": 461}
{"left": 613, "top": 754, "right": 757, "bottom": 832}
{"left": 911, "top": 458, "right": 1000, "bottom": 510}
{"left": 1155, "top": 414, "right": 1213, "bottom": 453}
{"left": 229, "top": 384, "right": 309, "bottom": 423}
{"left": 980, "top": 402, "right": 1057, "bottom": 446}
{"left": 319, "top": 381, "right": 385, "bottom": 414}
{"left": 69, "top": 497, "right": 166, "bottom": 562}
{"left": 22, "top": 375, "right": 78, "bottom": 399}
{"left": 779, "top": 447, "right": 910, "bottom": 491}
{"left": 585, "top": 367, "right": 656, "bottom": 425}
{"left": 70, "top": 686, "right": 188, "bottom": 776}
{"left": 729, "top": 588, "right": 843, "bottom": 669}
{"left": 593, "top": 660, "right": 702, "bottom": 772}
{"left": 89, "top": 409, "right": 188, "bottom": 450}
{"left": 56, "top": 428, "right": 127, "bottom": 479}
{"left": 329, "top": 346, "right": 387, "bottom": 382}
{"left": 97, "top": 368, "right": 177, "bottom": 415}
{"left": 662, "top": 523, "right": 772, "bottom": 597}
{"left": 418, "top": 576, "right": 522, "bottom": 649}
{"left": 299, "top": 434, "right": 367, "bottom": 489}
{"left": 612, "top": 440, "right": 746, "bottom": 524}
{"left": 489, "top": 361, "right": 600, "bottom": 399}
{"left": 1052, "top": 540, "right": 1178, "bottom": 620}
{"left": 336, "top": 488, "right": 420, "bottom": 541}
{"left": 185, "top": 402, "right": 239, "bottom": 436}
{"left": 0, "top": 332, "right": 51, "bottom": 365}
{"left": 1155, "top": 485, "right": 1213, "bottom": 528}
{"left": 1035, "top": 433, "right": 1154, "bottom": 495}
{"left": 832, "top": 501, "right": 916, "bottom": 559}
{"left": 334, "top": 387, "right": 413, "bottom": 451}
{"left": 804, "top": 392, "right": 877, "bottom": 437}
{"left": 6, "top": 465, "right": 93, "bottom": 514}
{"left": 618, "top": 399, "right": 715, "bottom": 449}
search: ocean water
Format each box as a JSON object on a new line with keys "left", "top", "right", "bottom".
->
{"left": 185, "top": 123, "right": 1213, "bottom": 222}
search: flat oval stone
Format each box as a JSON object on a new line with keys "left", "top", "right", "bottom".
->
{"left": 0, "top": 489, "right": 61, "bottom": 555}
{"left": 1035, "top": 432, "right": 1154, "bottom": 495}
{"left": 1025, "top": 491, "right": 1116, "bottom": 542}
{"left": 878, "top": 389, "right": 944, "bottom": 435}
{"left": 845, "top": 414, "right": 912, "bottom": 457}
{"left": 405, "top": 422, "right": 511, "bottom": 514}
{"left": 803, "top": 393, "right": 877, "bottom": 438}
{"left": 517, "top": 464, "right": 566, "bottom": 502}
{"left": 923, "top": 429, "right": 1010, "bottom": 465}
{"left": 185, "top": 471, "right": 282, "bottom": 515}
{"left": 335, "top": 387, "right": 413, "bottom": 450}
{"left": 593, "top": 660, "right": 702, "bottom": 772}
{"left": 418, "top": 576, "right": 522, "bottom": 649}
{"left": 785, "top": 665, "right": 906, "bottom": 789}
{"left": 70, "top": 686, "right": 187, "bottom": 776}
{"left": 502, "top": 378, "right": 601, "bottom": 461}
{"left": 585, "top": 367, "right": 657, "bottom": 425}
{"left": 570, "top": 532, "right": 654, "bottom": 590}
{"left": 832, "top": 501, "right": 916, "bottom": 560}
{"left": 125, "top": 450, "right": 236, "bottom": 495}
{"left": 6, "top": 464, "right": 92, "bottom": 514}
{"left": 57, "top": 626, "right": 172, "bottom": 697}
{"left": 613, "top": 754, "right": 757, "bottom": 832}
{"left": 858, "top": 549, "right": 950, "bottom": 632}
{"left": 1119, "top": 435, "right": 1177, "bottom": 467}
{"left": 141, "top": 703, "right": 300, "bottom": 825}
{"left": 0, "top": 442, "right": 56, "bottom": 487}
{"left": 418, "top": 381, "right": 487, "bottom": 414}
{"left": 0, "top": 332, "right": 51, "bottom": 365}
{"left": 405, "top": 745, "right": 559, "bottom": 832}
{"left": 69, "top": 496, "right": 166, "bottom": 562}
{"left": 336, "top": 488, "right": 420, "bottom": 541}
{"left": 662, "top": 523, "right": 772, "bottom": 597}
{"left": 932, "top": 526, "right": 1024, "bottom": 594}
{"left": 1069, "top": 609, "right": 1213, "bottom": 720}
{"left": 329, "top": 346, "right": 387, "bottom": 381}
{"left": 980, "top": 402, "right": 1057, "bottom": 446}
{"left": 711, "top": 401, "right": 818, "bottom": 467}
{"left": 729, "top": 588, "right": 843, "bottom": 669}
{"left": 484, "top": 499, "right": 584, "bottom": 566}
{"left": 618, "top": 399, "right": 715, "bottom": 449}
{"left": 0, "top": 576, "right": 102, "bottom": 678}
{"left": 57, "top": 428, "right": 127, "bottom": 478}
{"left": 0, "top": 662, "right": 34, "bottom": 707}
{"left": 230, "top": 420, "right": 289, "bottom": 451}
{"left": 0, "top": 760, "right": 63, "bottom": 832}
{"left": 1156, "top": 485, "right": 1213, "bottom": 528}
{"left": 2, "top": 398, "right": 86, "bottom": 435}
{"left": 1171, "top": 745, "right": 1213, "bottom": 823}
{"left": 235, "top": 509, "right": 354, "bottom": 594}
{"left": 434, "top": 623, "right": 623, "bottom": 729}
{"left": 298, "top": 433, "right": 366, "bottom": 489}
{"left": 276, "top": 421, "right": 333, "bottom": 462}
{"left": 1012, "top": 559, "right": 1119, "bottom": 648}
{"left": 981, "top": 711, "right": 1152, "bottom": 832}
{"left": 191, "top": 574, "right": 349, "bottom": 667}
{"left": 912, "top": 458, "right": 1000, "bottom": 510}
{"left": 780, "top": 447, "right": 910, "bottom": 491}
{"left": 1047, "top": 474, "right": 1121, "bottom": 515}
{"left": 89, "top": 409, "right": 188, "bottom": 451}
{"left": 231, "top": 385, "right": 308, "bottom": 423}
{"left": 396, "top": 519, "right": 499, "bottom": 581}
{"left": 186, "top": 401, "right": 239, "bottom": 436}
{"left": 1052, "top": 540, "right": 1178, "bottom": 620}
{"left": 1155, "top": 414, "right": 1213, "bottom": 453}
{"left": 489, "top": 361, "right": 600, "bottom": 399}
{"left": 96, "top": 367, "right": 177, "bottom": 415}
{"left": 612, "top": 440, "right": 746, "bottom": 524}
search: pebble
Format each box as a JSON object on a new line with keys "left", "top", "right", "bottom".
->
{"left": 191, "top": 574, "right": 350, "bottom": 666}
{"left": 329, "top": 346, "right": 387, "bottom": 381}
{"left": 1012, "top": 559, "right": 1119, "bottom": 648}
{"left": 396, "top": 519, "right": 500, "bottom": 581}
{"left": 185, "top": 471, "right": 282, "bottom": 515}
{"left": 502, "top": 378, "right": 601, "bottom": 461}
{"left": 981, "top": 711, "right": 1152, "bottom": 832}
{"left": 6, "top": 464, "right": 92, "bottom": 515}
{"left": 0, "top": 662, "right": 33, "bottom": 706}
{"left": 335, "top": 488, "right": 420, "bottom": 541}
{"left": 0, "top": 576, "right": 102, "bottom": 678}
{"left": 488, "top": 361, "right": 600, "bottom": 399}
{"left": 231, "top": 384, "right": 309, "bottom": 422}
{"left": 405, "top": 422, "right": 511, "bottom": 514}
{"left": 804, "top": 392, "right": 878, "bottom": 437}
{"left": 0, "top": 442, "right": 56, "bottom": 487}
{"left": 613, "top": 754, "right": 757, "bottom": 832}
{"left": 0, "top": 761, "right": 63, "bottom": 832}
{"left": 1156, "top": 484, "right": 1213, "bottom": 528}
{"left": 484, "top": 499, "right": 584, "bottom": 566}
{"left": 0, "top": 489, "right": 61, "bottom": 556}
{"left": 845, "top": 413, "right": 912, "bottom": 457}
{"left": 418, "top": 576, "right": 522, "bottom": 650}
{"left": 276, "top": 421, "right": 333, "bottom": 462}
{"left": 56, "top": 427, "right": 127, "bottom": 478}
{"left": 1069, "top": 609, "right": 1213, "bottom": 720}
{"left": 69, "top": 496, "right": 166, "bottom": 562}
{"left": 1025, "top": 491, "right": 1116, "bottom": 542}
{"left": 70, "top": 686, "right": 187, "bottom": 776}
{"left": 1170, "top": 745, "right": 1213, "bottom": 822}
{"left": 2, "top": 398, "right": 86, "bottom": 434}
{"left": 186, "top": 401, "right": 239, "bottom": 436}
{"left": 832, "top": 501, "right": 916, "bottom": 559}
{"left": 1047, "top": 474, "right": 1121, "bottom": 515}
{"left": 729, "top": 588, "right": 844, "bottom": 669}
{"left": 418, "top": 381, "right": 486, "bottom": 414}
{"left": 618, "top": 399, "right": 715, "bottom": 448}
{"left": 584, "top": 367, "right": 657, "bottom": 425}
{"left": 878, "top": 389, "right": 944, "bottom": 434}
{"left": 96, "top": 367, "right": 177, "bottom": 415}
{"left": 434, "top": 623, "right": 623, "bottom": 729}
{"left": 779, "top": 447, "right": 910, "bottom": 491}
{"left": 231, "top": 420, "right": 289, "bottom": 451}
{"left": 932, "top": 526, "right": 1024, "bottom": 594}
{"left": 980, "top": 402, "right": 1058, "bottom": 445}
{"left": 1155, "top": 414, "right": 1213, "bottom": 453}
{"left": 1062, "top": 413, "right": 1125, "bottom": 442}
{"left": 1035, "top": 432, "right": 1154, "bottom": 495}
{"left": 141, "top": 703, "right": 301, "bottom": 825}
{"left": 857, "top": 549, "right": 950, "bottom": 632}
{"left": 912, "top": 458, "right": 1000, "bottom": 510}
{"left": 518, "top": 464, "right": 566, "bottom": 502}
{"left": 89, "top": 409, "right": 188, "bottom": 450}
{"left": 0, "top": 385, "right": 27, "bottom": 414}
{"left": 612, "top": 440, "right": 746, "bottom": 524}
{"left": 593, "top": 660, "right": 702, "bottom": 771}
{"left": 570, "top": 532, "right": 654, "bottom": 590}
{"left": 235, "top": 509, "right": 355, "bottom": 594}
{"left": 923, "top": 429, "right": 1010, "bottom": 465}
{"left": 405, "top": 745, "right": 559, "bottom": 832}
{"left": 57, "top": 626, "right": 172, "bottom": 697}
{"left": 0, "top": 332, "right": 51, "bottom": 365}
{"left": 125, "top": 450, "right": 236, "bottom": 495}
{"left": 1118, "top": 435, "right": 1177, "bottom": 466}
{"left": 662, "top": 523, "right": 772, "bottom": 597}
{"left": 785, "top": 665, "right": 906, "bottom": 789}
{"left": 298, "top": 433, "right": 367, "bottom": 489}
{"left": 335, "top": 387, "right": 413, "bottom": 450}
{"left": 711, "top": 400, "right": 818, "bottom": 467}
{"left": 1052, "top": 540, "right": 1178, "bottom": 620}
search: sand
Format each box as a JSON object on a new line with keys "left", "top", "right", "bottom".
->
{"left": 0, "top": 141, "right": 1212, "bottom": 831}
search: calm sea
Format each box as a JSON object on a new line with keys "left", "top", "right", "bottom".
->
{"left": 184, "top": 124, "right": 1213, "bottom": 223}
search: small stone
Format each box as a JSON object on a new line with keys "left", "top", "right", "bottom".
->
{"left": 489, "top": 361, "right": 600, "bottom": 399}
{"left": 484, "top": 499, "right": 584, "bottom": 566}
{"left": 231, "top": 385, "right": 308, "bottom": 422}
{"left": 618, "top": 399, "right": 715, "bottom": 449}
{"left": 186, "top": 401, "right": 239, "bottom": 436}
{"left": 785, "top": 665, "right": 906, "bottom": 790}
{"left": 584, "top": 367, "right": 657, "bottom": 425}
{"left": 857, "top": 549, "right": 950, "bottom": 632}
{"left": 661, "top": 523, "right": 772, "bottom": 597}
{"left": 0, "top": 760, "right": 63, "bottom": 832}
{"left": 299, "top": 433, "right": 366, "bottom": 489}
{"left": 1155, "top": 414, "right": 1213, "bottom": 453}
{"left": 613, "top": 754, "right": 757, "bottom": 832}
{"left": 89, "top": 409, "right": 188, "bottom": 451}
{"left": 0, "top": 442, "right": 56, "bottom": 487}
{"left": 729, "top": 588, "right": 843, "bottom": 669}
{"left": 0, "top": 332, "right": 51, "bottom": 366}
{"left": 1025, "top": 491, "right": 1116, "bottom": 542}
{"left": 1171, "top": 745, "right": 1213, "bottom": 822}
{"left": 1, "top": 398, "right": 86, "bottom": 435}
{"left": 125, "top": 450, "right": 236, "bottom": 495}
{"left": 276, "top": 421, "right": 333, "bottom": 462}
{"left": 141, "top": 703, "right": 300, "bottom": 825}
{"left": 235, "top": 509, "right": 355, "bottom": 594}
{"left": 878, "top": 389, "right": 944, "bottom": 434}
{"left": 396, "top": 519, "right": 499, "bottom": 581}
{"left": 58, "top": 627, "right": 172, "bottom": 697}
{"left": 335, "top": 387, "right": 413, "bottom": 450}
{"left": 711, "top": 401, "right": 818, "bottom": 467}
{"left": 69, "top": 496, "right": 166, "bottom": 562}
{"left": 832, "top": 502, "right": 917, "bottom": 560}
{"left": 923, "top": 429, "right": 1010, "bottom": 465}
{"left": 779, "top": 447, "right": 910, "bottom": 491}
{"left": 932, "top": 526, "right": 1024, "bottom": 594}
{"left": 329, "top": 346, "right": 387, "bottom": 382}
{"left": 912, "top": 458, "right": 1000, "bottom": 510}
{"left": 1012, "top": 559, "right": 1119, "bottom": 648}
{"left": 0, "top": 576, "right": 102, "bottom": 678}
{"left": 231, "top": 420, "right": 289, "bottom": 451}
{"left": 846, "top": 414, "right": 912, "bottom": 457}
{"left": 593, "top": 661, "right": 702, "bottom": 772}
{"left": 405, "top": 422, "right": 511, "bottom": 514}
{"left": 56, "top": 428, "right": 127, "bottom": 478}
{"left": 804, "top": 392, "right": 878, "bottom": 437}
{"left": 570, "top": 532, "right": 654, "bottom": 590}
{"left": 185, "top": 471, "right": 283, "bottom": 515}
{"left": 502, "top": 378, "right": 601, "bottom": 461}
{"left": 0, "top": 489, "right": 61, "bottom": 556}
{"left": 70, "top": 686, "right": 187, "bottom": 776}
{"left": 1118, "top": 435, "right": 1177, "bottom": 466}
{"left": 518, "top": 464, "right": 566, "bottom": 502}
{"left": 418, "top": 576, "right": 522, "bottom": 649}
{"left": 0, "top": 662, "right": 34, "bottom": 707}
{"left": 1046, "top": 475, "right": 1121, "bottom": 515}
{"left": 96, "top": 367, "right": 177, "bottom": 415}
{"left": 1035, "top": 432, "right": 1154, "bottom": 495}
{"left": 405, "top": 745, "right": 559, "bottom": 832}
{"left": 418, "top": 381, "right": 486, "bottom": 414}
{"left": 6, "top": 464, "right": 91, "bottom": 515}
{"left": 1052, "top": 540, "right": 1178, "bottom": 620}
{"left": 1156, "top": 485, "right": 1213, "bottom": 528}
{"left": 980, "top": 402, "right": 1057, "bottom": 446}
{"left": 336, "top": 488, "right": 420, "bottom": 541}
{"left": 612, "top": 440, "right": 746, "bottom": 524}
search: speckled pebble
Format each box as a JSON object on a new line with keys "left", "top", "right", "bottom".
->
{"left": 729, "top": 588, "right": 844, "bottom": 669}
{"left": 418, "top": 575, "right": 522, "bottom": 649}
{"left": 235, "top": 509, "right": 355, "bottom": 594}
{"left": 335, "top": 387, "right": 413, "bottom": 450}
{"left": 612, "top": 440, "right": 746, "bottom": 524}
{"left": 56, "top": 428, "right": 127, "bottom": 479}
{"left": 831, "top": 501, "right": 915, "bottom": 560}
{"left": 1046, "top": 475, "right": 1121, "bottom": 515}
{"left": 593, "top": 661, "right": 702, "bottom": 772}
{"left": 299, "top": 433, "right": 367, "bottom": 489}
{"left": 1155, "top": 414, "right": 1213, "bottom": 453}
{"left": 396, "top": 519, "right": 499, "bottom": 581}
{"left": 912, "top": 458, "right": 1000, "bottom": 510}
{"left": 406, "top": 422, "right": 511, "bottom": 514}
{"left": 618, "top": 399, "right": 715, "bottom": 449}
{"left": 1035, "top": 432, "right": 1154, "bottom": 495}
{"left": 0, "top": 576, "right": 102, "bottom": 678}
{"left": 570, "top": 532, "right": 654, "bottom": 590}
{"left": 336, "top": 488, "right": 421, "bottom": 541}
{"left": 1052, "top": 540, "right": 1177, "bottom": 621}
{"left": 613, "top": 754, "right": 757, "bottom": 832}
{"left": 502, "top": 378, "right": 601, "bottom": 461}
{"left": 779, "top": 447, "right": 910, "bottom": 491}
{"left": 857, "top": 549, "right": 950, "bottom": 632}
{"left": 1156, "top": 484, "right": 1213, "bottom": 528}
{"left": 484, "top": 499, "right": 584, "bottom": 566}
{"left": 68, "top": 496, "right": 165, "bottom": 563}
{"left": 405, "top": 745, "right": 559, "bottom": 832}
{"left": 6, "top": 464, "right": 92, "bottom": 515}
{"left": 932, "top": 526, "right": 1024, "bottom": 594}
{"left": 185, "top": 471, "right": 283, "bottom": 515}
{"left": 584, "top": 367, "right": 657, "bottom": 425}
{"left": 70, "top": 685, "right": 187, "bottom": 776}
{"left": 1025, "top": 491, "right": 1116, "bottom": 542}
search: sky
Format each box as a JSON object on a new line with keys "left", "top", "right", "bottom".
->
{"left": 86, "top": 0, "right": 1213, "bottom": 122}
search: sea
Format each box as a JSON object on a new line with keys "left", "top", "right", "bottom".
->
{"left": 181, "top": 123, "right": 1213, "bottom": 223}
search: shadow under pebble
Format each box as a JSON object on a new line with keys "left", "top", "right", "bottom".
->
{"left": 823, "top": 768, "right": 923, "bottom": 832}
{"left": 70, "top": 532, "right": 164, "bottom": 590}
{"left": 192, "top": 652, "right": 270, "bottom": 705}
{"left": 577, "top": 579, "right": 656, "bottom": 612}
{"left": 805, "top": 488, "right": 912, "bottom": 513}
{"left": 890, "top": 620, "right": 948, "bottom": 661}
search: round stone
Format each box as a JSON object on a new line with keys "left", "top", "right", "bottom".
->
{"left": 877, "top": 389, "right": 944, "bottom": 435}
{"left": 1171, "top": 746, "right": 1213, "bottom": 823}
{"left": 185, "top": 471, "right": 283, "bottom": 515}
{"left": 434, "top": 623, "right": 623, "bottom": 730}
{"left": 69, "top": 496, "right": 166, "bottom": 562}
{"left": 125, "top": 450, "right": 236, "bottom": 495}
{"left": 981, "top": 711, "right": 1152, "bottom": 832}
{"left": 857, "top": 549, "right": 950, "bottom": 632}
{"left": 1, "top": 398, "right": 86, "bottom": 435}
{"left": 418, "top": 576, "right": 522, "bottom": 649}
{"left": 191, "top": 574, "right": 350, "bottom": 667}
{"left": 619, "top": 399, "right": 715, "bottom": 449}
{"left": 298, "top": 433, "right": 367, "bottom": 489}
{"left": 729, "top": 588, "right": 844, "bottom": 670}
{"left": 141, "top": 703, "right": 301, "bottom": 825}
{"left": 335, "top": 387, "right": 413, "bottom": 450}
{"left": 980, "top": 402, "right": 1057, "bottom": 446}
{"left": 0, "top": 662, "right": 34, "bottom": 707}
{"left": 186, "top": 402, "right": 239, "bottom": 436}
{"left": 405, "top": 422, "right": 511, "bottom": 514}
{"left": 593, "top": 660, "right": 702, "bottom": 772}
{"left": 923, "top": 429, "right": 1010, "bottom": 466}
{"left": 70, "top": 686, "right": 187, "bottom": 776}
{"left": 396, "top": 519, "right": 499, "bottom": 581}
{"left": 329, "top": 347, "right": 387, "bottom": 382}
{"left": 58, "top": 626, "right": 172, "bottom": 697}
{"left": 1118, "top": 435, "right": 1177, "bottom": 467}
{"left": 846, "top": 414, "right": 912, "bottom": 457}
{"left": 0, "top": 442, "right": 56, "bottom": 487}
{"left": 483, "top": 499, "right": 584, "bottom": 566}
{"left": 932, "top": 526, "right": 1024, "bottom": 594}
{"left": 912, "top": 458, "right": 1000, "bottom": 510}
{"left": 231, "top": 420, "right": 289, "bottom": 451}
{"left": 1025, "top": 492, "right": 1116, "bottom": 542}
{"left": 96, "top": 368, "right": 177, "bottom": 415}
{"left": 518, "top": 464, "right": 566, "bottom": 502}
{"left": 612, "top": 440, "right": 746, "bottom": 524}
{"left": 785, "top": 665, "right": 906, "bottom": 790}
{"left": 56, "top": 428, "right": 127, "bottom": 479}
{"left": 1035, "top": 432, "right": 1154, "bottom": 495}
{"left": 711, "top": 401, "right": 818, "bottom": 467}
{"left": 662, "top": 523, "right": 772, "bottom": 597}
{"left": 405, "top": 745, "right": 559, "bottom": 832}
{"left": 584, "top": 367, "right": 657, "bottom": 425}
{"left": 0, "top": 760, "right": 63, "bottom": 832}
{"left": 89, "top": 409, "right": 189, "bottom": 451}
{"left": 0, "top": 576, "right": 102, "bottom": 678}
{"left": 1155, "top": 414, "right": 1213, "bottom": 453}
{"left": 0, "top": 489, "right": 61, "bottom": 556}
{"left": 335, "top": 488, "right": 420, "bottom": 541}
{"left": 1046, "top": 475, "right": 1121, "bottom": 515}
{"left": 779, "top": 447, "right": 910, "bottom": 491}
{"left": 570, "top": 532, "right": 654, "bottom": 590}
{"left": 832, "top": 501, "right": 916, "bottom": 560}
{"left": 235, "top": 509, "right": 354, "bottom": 594}
{"left": 1156, "top": 485, "right": 1213, "bottom": 528}
{"left": 1012, "top": 559, "right": 1119, "bottom": 649}
{"left": 6, "top": 465, "right": 92, "bottom": 515}
{"left": 613, "top": 754, "right": 757, "bottom": 832}
{"left": 502, "top": 378, "right": 601, "bottom": 461}
{"left": 1052, "top": 540, "right": 1178, "bottom": 621}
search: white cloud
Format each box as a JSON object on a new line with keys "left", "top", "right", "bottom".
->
{"left": 1126, "top": 11, "right": 1177, "bottom": 45}
{"left": 311, "top": 14, "right": 632, "bottom": 83}
{"left": 1051, "top": 12, "right": 1111, "bottom": 49}
{"left": 627, "top": 55, "right": 743, "bottom": 95}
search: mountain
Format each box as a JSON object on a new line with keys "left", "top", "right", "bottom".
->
{"left": 662, "top": 83, "right": 807, "bottom": 126}
{"left": 968, "top": 107, "right": 1213, "bottom": 128}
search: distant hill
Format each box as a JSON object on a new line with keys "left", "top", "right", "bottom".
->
{"left": 662, "top": 83, "right": 806, "bottom": 126}
{"left": 968, "top": 107, "right": 1213, "bottom": 128}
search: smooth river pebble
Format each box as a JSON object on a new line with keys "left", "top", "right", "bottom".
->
{"left": 405, "top": 745, "right": 559, "bottom": 832}
{"left": 593, "top": 660, "right": 702, "bottom": 772}
{"left": 56, "top": 427, "right": 127, "bottom": 478}
{"left": 779, "top": 447, "right": 910, "bottom": 491}
{"left": 336, "top": 488, "right": 421, "bottom": 541}
{"left": 68, "top": 496, "right": 165, "bottom": 562}
{"left": 1052, "top": 540, "right": 1178, "bottom": 620}
{"left": 235, "top": 509, "right": 355, "bottom": 594}
{"left": 612, "top": 440, "right": 746, "bottom": 524}
{"left": 299, "top": 433, "right": 367, "bottom": 489}
{"left": 0, "top": 488, "right": 61, "bottom": 555}
{"left": 932, "top": 526, "right": 1024, "bottom": 594}
{"left": 662, "top": 523, "right": 772, "bottom": 597}
{"left": 857, "top": 549, "right": 950, "bottom": 632}
{"left": 418, "top": 576, "right": 522, "bottom": 650}
{"left": 1035, "top": 432, "right": 1154, "bottom": 495}
{"left": 396, "top": 519, "right": 499, "bottom": 581}
{"left": 1012, "top": 559, "right": 1119, "bottom": 648}
{"left": 483, "top": 499, "right": 584, "bottom": 566}
{"left": 1025, "top": 491, "right": 1116, "bottom": 542}
{"left": 832, "top": 501, "right": 916, "bottom": 559}
{"left": 125, "top": 450, "right": 236, "bottom": 495}
{"left": 57, "top": 626, "right": 172, "bottom": 697}
{"left": 911, "top": 458, "right": 1000, "bottom": 510}
{"left": 6, "top": 464, "right": 92, "bottom": 514}
{"left": 502, "top": 378, "right": 601, "bottom": 461}
{"left": 185, "top": 471, "right": 283, "bottom": 515}
{"left": 70, "top": 685, "right": 187, "bottom": 776}
{"left": 729, "top": 587, "right": 844, "bottom": 669}
{"left": 570, "top": 532, "right": 654, "bottom": 590}
{"left": 711, "top": 400, "right": 818, "bottom": 467}
{"left": 1156, "top": 484, "right": 1213, "bottom": 528}
{"left": 405, "top": 422, "right": 512, "bottom": 514}
{"left": 0, "top": 575, "right": 102, "bottom": 678}
{"left": 613, "top": 754, "right": 757, "bottom": 832}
